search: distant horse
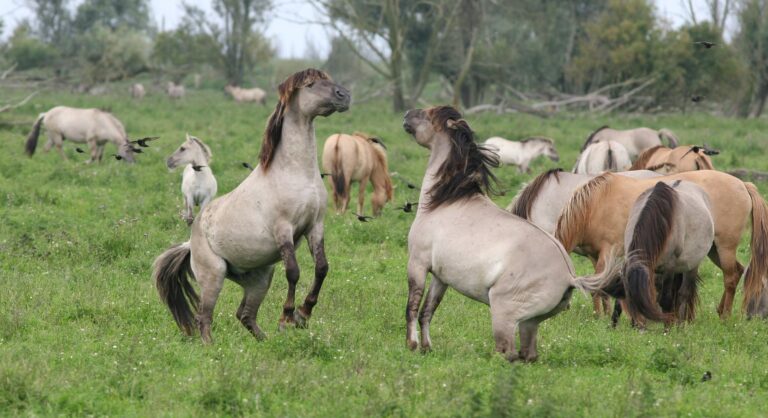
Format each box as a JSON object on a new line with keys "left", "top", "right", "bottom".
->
{"left": 225, "top": 85, "right": 267, "bottom": 104}
{"left": 130, "top": 83, "right": 145, "bottom": 99}
{"left": 153, "top": 69, "right": 350, "bottom": 343}
{"left": 573, "top": 140, "right": 631, "bottom": 174}
{"left": 507, "top": 169, "right": 661, "bottom": 315}
{"left": 321, "top": 132, "right": 393, "bottom": 216}
{"left": 25, "top": 106, "right": 136, "bottom": 163}
{"left": 167, "top": 82, "right": 185, "bottom": 99}
{"left": 609, "top": 180, "right": 714, "bottom": 327}
{"left": 402, "top": 106, "right": 619, "bottom": 362}
{"left": 555, "top": 171, "right": 768, "bottom": 320}
{"left": 582, "top": 126, "right": 679, "bottom": 160}
{"left": 630, "top": 145, "right": 716, "bottom": 174}
{"left": 167, "top": 134, "right": 217, "bottom": 226}
{"left": 483, "top": 136, "right": 559, "bottom": 173}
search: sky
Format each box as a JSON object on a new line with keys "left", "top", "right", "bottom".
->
{"left": 0, "top": 0, "right": 725, "bottom": 59}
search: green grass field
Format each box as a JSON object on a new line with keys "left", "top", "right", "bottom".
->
{"left": 2, "top": 86, "right": 768, "bottom": 417}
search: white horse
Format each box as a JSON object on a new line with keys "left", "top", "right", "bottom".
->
{"left": 153, "top": 69, "right": 351, "bottom": 343}
{"left": 402, "top": 106, "right": 619, "bottom": 362}
{"left": 25, "top": 106, "right": 136, "bottom": 163}
{"left": 167, "top": 134, "right": 218, "bottom": 226}
{"left": 582, "top": 126, "right": 679, "bottom": 160}
{"left": 225, "top": 85, "right": 267, "bottom": 104}
{"left": 573, "top": 140, "right": 632, "bottom": 174}
{"left": 483, "top": 136, "right": 559, "bottom": 173}
{"left": 167, "top": 82, "right": 185, "bottom": 99}
{"left": 130, "top": 83, "right": 145, "bottom": 99}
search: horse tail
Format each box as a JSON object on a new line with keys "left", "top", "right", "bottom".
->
{"left": 25, "top": 113, "right": 45, "bottom": 156}
{"left": 622, "top": 255, "right": 666, "bottom": 322}
{"left": 571, "top": 249, "right": 622, "bottom": 294}
{"left": 605, "top": 144, "right": 616, "bottom": 171}
{"left": 658, "top": 129, "right": 679, "bottom": 148}
{"left": 743, "top": 182, "right": 768, "bottom": 317}
{"left": 152, "top": 241, "right": 199, "bottom": 335}
{"left": 331, "top": 136, "right": 346, "bottom": 200}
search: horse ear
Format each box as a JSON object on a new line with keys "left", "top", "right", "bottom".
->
{"left": 446, "top": 119, "right": 460, "bottom": 130}
{"left": 185, "top": 133, "right": 191, "bottom": 141}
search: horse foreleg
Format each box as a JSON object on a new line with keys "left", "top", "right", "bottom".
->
{"left": 86, "top": 138, "right": 98, "bottom": 164}
{"left": 236, "top": 266, "right": 274, "bottom": 340}
{"left": 183, "top": 195, "right": 195, "bottom": 226}
{"left": 96, "top": 144, "right": 106, "bottom": 162}
{"left": 276, "top": 226, "right": 300, "bottom": 331}
{"left": 297, "top": 223, "right": 329, "bottom": 327}
{"left": 418, "top": 276, "right": 447, "bottom": 351}
{"left": 357, "top": 176, "right": 369, "bottom": 216}
{"left": 406, "top": 261, "right": 428, "bottom": 351}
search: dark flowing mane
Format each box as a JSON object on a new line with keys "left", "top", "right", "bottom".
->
{"left": 259, "top": 68, "right": 331, "bottom": 171}
{"left": 426, "top": 106, "right": 499, "bottom": 210}
{"left": 581, "top": 125, "right": 610, "bottom": 151}
{"left": 630, "top": 145, "right": 664, "bottom": 170}
{"left": 509, "top": 168, "right": 563, "bottom": 219}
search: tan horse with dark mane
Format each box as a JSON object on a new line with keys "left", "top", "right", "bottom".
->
{"left": 322, "top": 132, "right": 393, "bottom": 216}
{"left": 402, "top": 106, "right": 619, "bottom": 362}
{"left": 555, "top": 171, "right": 768, "bottom": 319}
{"left": 630, "top": 145, "right": 716, "bottom": 173}
{"left": 152, "top": 69, "right": 350, "bottom": 343}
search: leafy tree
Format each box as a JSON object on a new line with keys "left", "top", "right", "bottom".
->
{"left": 152, "top": 27, "right": 220, "bottom": 81}
{"left": 29, "top": 0, "right": 72, "bottom": 45}
{"left": 79, "top": 24, "right": 150, "bottom": 82}
{"left": 73, "top": 0, "right": 152, "bottom": 33}
{"left": 735, "top": 0, "right": 768, "bottom": 117}
{"left": 6, "top": 22, "right": 56, "bottom": 70}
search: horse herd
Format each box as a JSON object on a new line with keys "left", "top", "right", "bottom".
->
{"left": 21, "top": 68, "right": 768, "bottom": 363}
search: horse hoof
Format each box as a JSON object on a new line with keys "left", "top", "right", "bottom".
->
{"left": 293, "top": 310, "right": 309, "bottom": 328}
{"left": 406, "top": 339, "right": 418, "bottom": 351}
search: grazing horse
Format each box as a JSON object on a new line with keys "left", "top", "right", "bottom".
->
{"left": 321, "top": 132, "right": 393, "bottom": 216}
{"left": 483, "top": 136, "right": 559, "bottom": 173}
{"left": 152, "top": 69, "right": 350, "bottom": 343}
{"left": 130, "top": 83, "right": 145, "bottom": 99}
{"left": 25, "top": 106, "right": 136, "bottom": 163}
{"left": 630, "top": 145, "right": 716, "bottom": 174}
{"left": 225, "top": 85, "right": 267, "bottom": 104}
{"left": 609, "top": 180, "right": 714, "bottom": 327}
{"left": 166, "top": 134, "right": 218, "bottom": 226}
{"left": 167, "top": 82, "right": 185, "bottom": 99}
{"left": 582, "top": 126, "right": 679, "bottom": 160}
{"left": 573, "top": 140, "right": 632, "bottom": 174}
{"left": 402, "top": 106, "right": 619, "bottom": 362}
{"left": 555, "top": 171, "right": 768, "bottom": 319}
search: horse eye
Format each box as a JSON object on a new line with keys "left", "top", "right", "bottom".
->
{"left": 307, "top": 82, "right": 315, "bottom": 88}
{"left": 180, "top": 147, "right": 185, "bottom": 151}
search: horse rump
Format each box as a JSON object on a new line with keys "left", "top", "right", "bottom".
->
{"left": 152, "top": 242, "right": 199, "bottom": 335}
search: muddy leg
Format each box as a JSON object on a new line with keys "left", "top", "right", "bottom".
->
{"left": 236, "top": 267, "right": 274, "bottom": 340}
{"left": 406, "top": 261, "right": 428, "bottom": 351}
{"left": 419, "top": 276, "right": 448, "bottom": 351}
{"left": 296, "top": 223, "right": 329, "bottom": 327}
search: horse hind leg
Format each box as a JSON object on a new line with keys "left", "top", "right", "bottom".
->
{"left": 418, "top": 276, "right": 448, "bottom": 352}
{"left": 676, "top": 269, "right": 702, "bottom": 323}
{"left": 357, "top": 175, "right": 369, "bottom": 216}
{"left": 190, "top": 240, "right": 227, "bottom": 344}
{"left": 235, "top": 266, "right": 274, "bottom": 340}
{"left": 708, "top": 244, "right": 744, "bottom": 318}
{"left": 518, "top": 320, "right": 539, "bottom": 362}
{"left": 276, "top": 224, "right": 301, "bottom": 331}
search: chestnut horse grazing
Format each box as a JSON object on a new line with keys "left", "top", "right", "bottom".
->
{"left": 153, "top": 69, "right": 351, "bottom": 343}
{"left": 582, "top": 126, "right": 679, "bottom": 160}
{"left": 573, "top": 140, "right": 632, "bottom": 174}
{"left": 25, "top": 106, "right": 136, "bottom": 163}
{"left": 402, "top": 106, "right": 619, "bottom": 362}
{"left": 609, "top": 180, "right": 714, "bottom": 327}
{"left": 322, "top": 133, "right": 393, "bottom": 216}
{"left": 555, "top": 171, "right": 768, "bottom": 319}
{"left": 630, "top": 145, "right": 716, "bottom": 174}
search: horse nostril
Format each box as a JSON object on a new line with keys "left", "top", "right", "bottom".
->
{"left": 335, "top": 88, "right": 348, "bottom": 99}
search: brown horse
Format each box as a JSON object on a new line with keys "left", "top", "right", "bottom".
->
{"left": 555, "top": 171, "right": 768, "bottom": 319}
{"left": 630, "top": 145, "right": 716, "bottom": 173}
{"left": 322, "top": 133, "right": 393, "bottom": 216}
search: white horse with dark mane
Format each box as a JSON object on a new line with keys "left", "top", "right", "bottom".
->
{"left": 483, "top": 136, "right": 559, "bottom": 173}
{"left": 167, "top": 134, "right": 217, "bottom": 226}
{"left": 153, "top": 69, "right": 350, "bottom": 343}
{"left": 25, "top": 106, "right": 136, "bottom": 163}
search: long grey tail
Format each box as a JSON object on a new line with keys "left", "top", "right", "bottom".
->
{"left": 152, "top": 242, "right": 198, "bottom": 335}
{"left": 25, "top": 113, "right": 45, "bottom": 156}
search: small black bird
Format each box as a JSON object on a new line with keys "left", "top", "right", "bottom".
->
{"left": 694, "top": 41, "right": 716, "bottom": 49}
{"left": 113, "top": 154, "right": 123, "bottom": 160}
{"left": 702, "top": 371, "right": 712, "bottom": 382}
{"left": 130, "top": 136, "right": 160, "bottom": 147}
{"left": 131, "top": 147, "right": 143, "bottom": 153}
{"left": 192, "top": 164, "right": 206, "bottom": 172}
{"left": 321, "top": 172, "right": 331, "bottom": 178}
{"left": 406, "top": 181, "right": 417, "bottom": 190}
{"left": 395, "top": 201, "right": 416, "bottom": 213}
{"left": 242, "top": 162, "right": 254, "bottom": 170}
{"left": 702, "top": 144, "right": 720, "bottom": 155}
{"left": 355, "top": 213, "right": 373, "bottom": 222}
{"left": 75, "top": 147, "right": 85, "bottom": 154}
{"left": 691, "top": 95, "right": 705, "bottom": 103}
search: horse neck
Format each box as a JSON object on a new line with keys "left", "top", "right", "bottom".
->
{"left": 268, "top": 109, "right": 319, "bottom": 178}
{"left": 188, "top": 145, "right": 209, "bottom": 165}
{"left": 418, "top": 135, "right": 453, "bottom": 210}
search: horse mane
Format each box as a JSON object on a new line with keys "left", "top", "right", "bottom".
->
{"left": 189, "top": 136, "right": 212, "bottom": 163}
{"left": 260, "top": 68, "right": 331, "bottom": 171}
{"left": 581, "top": 125, "right": 610, "bottom": 151}
{"left": 426, "top": 106, "right": 499, "bottom": 210}
{"left": 509, "top": 168, "right": 563, "bottom": 219}
{"left": 520, "top": 136, "right": 554, "bottom": 145}
{"left": 555, "top": 173, "right": 612, "bottom": 251}
{"left": 630, "top": 145, "right": 664, "bottom": 170}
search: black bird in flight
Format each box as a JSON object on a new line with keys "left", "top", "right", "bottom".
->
{"left": 75, "top": 147, "right": 85, "bottom": 153}
{"left": 395, "top": 201, "right": 417, "bottom": 213}
{"left": 130, "top": 136, "right": 160, "bottom": 147}
{"left": 355, "top": 213, "right": 373, "bottom": 222}
{"left": 691, "top": 95, "right": 705, "bottom": 103}
{"left": 131, "top": 147, "right": 143, "bottom": 153}
{"left": 321, "top": 172, "right": 331, "bottom": 178}
{"left": 694, "top": 41, "right": 716, "bottom": 48}
{"left": 113, "top": 154, "right": 123, "bottom": 160}
{"left": 242, "top": 162, "right": 254, "bottom": 170}
{"left": 192, "top": 164, "right": 206, "bottom": 172}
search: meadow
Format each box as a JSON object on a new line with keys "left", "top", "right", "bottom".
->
{"left": 2, "top": 85, "right": 768, "bottom": 417}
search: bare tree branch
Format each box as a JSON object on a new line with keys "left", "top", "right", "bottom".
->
{"left": 0, "top": 91, "right": 39, "bottom": 113}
